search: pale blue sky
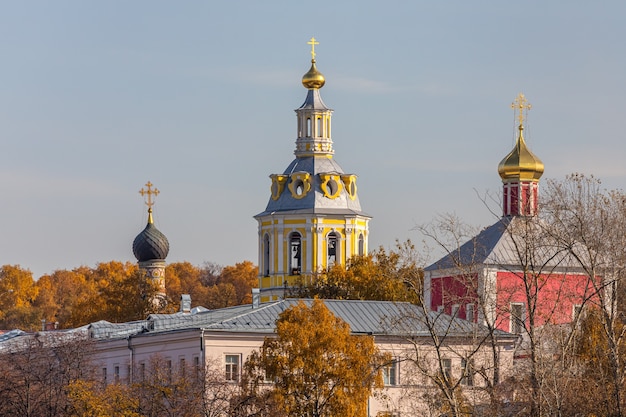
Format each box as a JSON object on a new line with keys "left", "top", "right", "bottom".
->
{"left": 1, "top": 1, "right": 625, "bottom": 278}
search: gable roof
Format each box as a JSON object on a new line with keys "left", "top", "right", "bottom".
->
{"left": 425, "top": 216, "right": 584, "bottom": 274}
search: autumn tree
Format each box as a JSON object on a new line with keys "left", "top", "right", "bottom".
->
{"left": 0, "top": 333, "right": 96, "bottom": 417}
{"left": 34, "top": 267, "right": 97, "bottom": 329}
{"left": 0, "top": 265, "right": 40, "bottom": 331}
{"left": 202, "top": 260, "right": 258, "bottom": 309}
{"left": 242, "top": 299, "right": 387, "bottom": 417}
{"left": 67, "top": 261, "right": 163, "bottom": 326}
{"left": 416, "top": 208, "right": 599, "bottom": 417}
{"left": 542, "top": 174, "right": 626, "bottom": 416}
{"left": 290, "top": 240, "right": 422, "bottom": 303}
{"left": 68, "top": 379, "right": 140, "bottom": 417}
{"left": 165, "top": 261, "right": 209, "bottom": 311}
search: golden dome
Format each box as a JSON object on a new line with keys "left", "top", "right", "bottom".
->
{"left": 498, "top": 125, "right": 544, "bottom": 181}
{"left": 302, "top": 59, "right": 325, "bottom": 89}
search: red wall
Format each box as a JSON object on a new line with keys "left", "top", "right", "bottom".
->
{"left": 431, "top": 271, "right": 596, "bottom": 331}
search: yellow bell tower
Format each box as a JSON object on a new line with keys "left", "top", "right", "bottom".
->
{"left": 255, "top": 38, "right": 371, "bottom": 301}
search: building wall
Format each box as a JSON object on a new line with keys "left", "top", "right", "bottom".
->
{"left": 257, "top": 214, "right": 369, "bottom": 301}
{"left": 92, "top": 328, "right": 513, "bottom": 416}
{"left": 427, "top": 269, "right": 595, "bottom": 332}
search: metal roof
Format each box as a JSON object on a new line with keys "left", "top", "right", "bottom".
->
{"left": 425, "top": 216, "right": 584, "bottom": 273}
{"left": 85, "top": 299, "right": 512, "bottom": 342}
{"left": 256, "top": 157, "right": 367, "bottom": 217}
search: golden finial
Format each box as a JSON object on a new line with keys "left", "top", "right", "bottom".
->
{"left": 307, "top": 37, "right": 319, "bottom": 61}
{"left": 139, "top": 181, "right": 159, "bottom": 221}
{"left": 511, "top": 93, "right": 531, "bottom": 127}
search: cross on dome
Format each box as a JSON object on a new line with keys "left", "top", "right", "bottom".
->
{"left": 307, "top": 37, "right": 319, "bottom": 60}
{"left": 511, "top": 93, "right": 532, "bottom": 127}
{"left": 139, "top": 181, "right": 160, "bottom": 210}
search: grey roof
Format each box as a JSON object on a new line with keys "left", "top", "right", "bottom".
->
{"left": 87, "top": 299, "right": 513, "bottom": 342}
{"left": 0, "top": 327, "right": 89, "bottom": 353}
{"left": 297, "top": 89, "right": 330, "bottom": 110}
{"left": 425, "top": 216, "right": 584, "bottom": 273}
{"left": 256, "top": 157, "right": 368, "bottom": 217}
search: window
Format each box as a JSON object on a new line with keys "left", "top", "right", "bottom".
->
{"left": 383, "top": 360, "right": 398, "bottom": 386}
{"left": 327, "top": 232, "right": 338, "bottom": 265}
{"left": 437, "top": 305, "right": 444, "bottom": 313}
{"left": 461, "top": 358, "right": 474, "bottom": 386}
{"left": 263, "top": 234, "right": 270, "bottom": 276}
{"left": 193, "top": 356, "right": 201, "bottom": 381}
{"left": 290, "top": 233, "right": 302, "bottom": 275}
{"left": 114, "top": 365, "right": 120, "bottom": 383}
{"left": 139, "top": 362, "right": 146, "bottom": 381}
{"left": 451, "top": 304, "right": 460, "bottom": 318}
{"left": 466, "top": 303, "right": 474, "bottom": 322}
{"left": 225, "top": 354, "right": 240, "bottom": 382}
{"left": 441, "top": 358, "right": 452, "bottom": 382}
{"left": 358, "top": 233, "right": 364, "bottom": 256}
{"left": 166, "top": 359, "right": 172, "bottom": 384}
{"left": 180, "top": 358, "right": 186, "bottom": 378}
{"left": 102, "top": 367, "right": 107, "bottom": 385}
{"left": 510, "top": 303, "right": 525, "bottom": 334}
{"left": 573, "top": 304, "right": 582, "bottom": 320}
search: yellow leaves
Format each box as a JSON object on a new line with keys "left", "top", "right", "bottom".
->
{"left": 245, "top": 300, "right": 386, "bottom": 417}
{"left": 293, "top": 240, "right": 422, "bottom": 303}
{"left": 68, "top": 379, "right": 140, "bottom": 417}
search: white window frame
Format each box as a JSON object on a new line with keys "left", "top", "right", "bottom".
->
{"left": 441, "top": 358, "right": 452, "bottom": 382}
{"left": 461, "top": 357, "right": 474, "bottom": 386}
{"left": 465, "top": 303, "right": 474, "bottom": 322}
{"left": 289, "top": 233, "right": 302, "bottom": 275}
{"left": 510, "top": 303, "right": 525, "bottom": 334}
{"left": 327, "top": 231, "right": 339, "bottom": 265}
{"left": 225, "top": 354, "right": 241, "bottom": 382}
{"left": 383, "top": 359, "right": 399, "bottom": 386}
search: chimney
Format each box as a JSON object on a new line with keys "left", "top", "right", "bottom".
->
{"left": 252, "top": 288, "right": 260, "bottom": 309}
{"left": 180, "top": 294, "right": 191, "bottom": 313}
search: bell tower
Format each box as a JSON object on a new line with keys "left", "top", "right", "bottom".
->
{"left": 254, "top": 39, "right": 371, "bottom": 301}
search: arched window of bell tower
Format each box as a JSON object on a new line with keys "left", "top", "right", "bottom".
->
{"left": 306, "top": 118, "right": 311, "bottom": 138}
{"left": 316, "top": 116, "right": 322, "bottom": 137}
{"left": 358, "top": 233, "right": 364, "bottom": 256}
{"left": 327, "top": 232, "right": 338, "bottom": 265}
{"left": 289, "top": 232, "right": 302, "bottom": 275}
{"left": 263, "top": 233, "right": 270, "bottom": 277}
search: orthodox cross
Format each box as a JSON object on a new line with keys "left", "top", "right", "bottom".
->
{"left": 511, "top": 92, "right": 531, "bottom": 126}
{"left": 307, "top": 37, "right": 319, "bottom": 60}
{"left": 139, "top": 181, "right": 160, "bottom": 210}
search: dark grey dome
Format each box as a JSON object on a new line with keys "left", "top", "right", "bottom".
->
{"left": 133, "top": 222, "right": 169, "bottom": 262}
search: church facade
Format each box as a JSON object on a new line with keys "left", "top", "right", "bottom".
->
{"left": 254, "top": 40, "right": 370, "bottom": 301}
{"left": 424, "top": 94, "right": 596, "bottom": 333}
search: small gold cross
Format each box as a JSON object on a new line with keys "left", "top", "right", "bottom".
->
{"left": 307, "top": 37, "right": 319, "bottom": 60}
{"left": 511, "top": 93, "right": 532, "bottom": 126}
{"left": 139, "top": 181, "right": 160, "bottom": 209}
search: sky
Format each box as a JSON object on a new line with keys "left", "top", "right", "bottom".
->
{"left": 1, "top": 1, "right": 625, "bottom": 279}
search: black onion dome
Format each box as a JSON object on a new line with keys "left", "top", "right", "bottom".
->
{"left": 133, "top": 222, "right": 170, "bottom": 262}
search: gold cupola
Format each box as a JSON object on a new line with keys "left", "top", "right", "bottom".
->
{"left": 301, "top": 37, "right": 325, "bottom": 89}
{"left": 498, "top": 93, "right": 544, "bottom": 181}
